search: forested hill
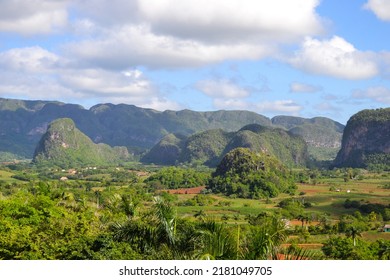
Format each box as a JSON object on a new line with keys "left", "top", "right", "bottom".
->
{"left": 33, "top": 118, "right": 129, "bottom": 168}
{"left": 334, "top": 108, "right": 390, "bottom": 169}
{"left": 141, "top": 124, "right": 309, "bottom": 167}
{"left": 0, "top": 97, "right": 343, "bottom": 161}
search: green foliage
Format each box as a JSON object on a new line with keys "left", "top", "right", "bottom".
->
{"left": 208, "top": 148, "right": 297, "bottom": 198}
{"left": 322, "top": 236, "right": 370, "bottom": 259}
{"left": 33, "top": 118, "right": 129, "bottom": 168}
{"left": 145, "top": 167, "right": 210, "bottom": 189}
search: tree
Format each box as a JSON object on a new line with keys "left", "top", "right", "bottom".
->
{"left": 345, "top": 225, "right": 362, "bottom": 246}
{"left": 242, "top": 215, "right": 287, "bottom": 260}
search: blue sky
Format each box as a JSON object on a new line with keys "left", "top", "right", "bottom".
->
{"left": 1, "top": 0, "right": 390, "bottom": 124}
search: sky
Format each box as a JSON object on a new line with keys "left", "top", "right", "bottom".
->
{"left": 0, "top": 0, "right": 390, "bottom": 124}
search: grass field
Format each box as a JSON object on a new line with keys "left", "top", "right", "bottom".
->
{"left": 0, "top": 169, "right": 18, "bottom": 182}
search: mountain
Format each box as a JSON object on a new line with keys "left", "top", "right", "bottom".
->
{"left": 140, "top": 133, "right": 187, "bottom": 165}
{"left": 0, "top": 97, "right": 343, "bottom": 162}
{"left": 0, "top": 98, "right": 271, "bottom": 160}
{"left": 272, "top": 116, "right": 344, "bottom": 161}
{"left": 33, "top": 118, "right": 129, "bottom": 168}
{"left": 334, "top": 108, "right": 390, "bottom": 169}
{"left": 142, "top": 124, "right": 308, "bottom": 167}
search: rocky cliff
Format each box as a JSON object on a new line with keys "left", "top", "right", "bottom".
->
{"left": 334, "top": 108, "right": 390, "bottom": 168}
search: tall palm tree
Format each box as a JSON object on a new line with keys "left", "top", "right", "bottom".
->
{"left": 345, "top": 225, "right": 362, "bottom": 246}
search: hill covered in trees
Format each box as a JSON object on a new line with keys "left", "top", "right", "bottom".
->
{"left": 207, "top": 148, "right": 297, "bottom": 198}
{"left": 33, "top": 118, "right": 129, "bottom": 168}
{"left": 142, "top": 124, "right": 308, "bottom": 167}
{"left": 0, "top": 97, "right": 343, "bottom": 162}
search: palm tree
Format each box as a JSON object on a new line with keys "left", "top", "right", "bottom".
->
{"left": 195, "top": 219, "right": 237, "bottom": 260}
{"left": 345, "top": 225, "right": 362, "bottom": 246}
{"left": 152, "top": 196, "right": 177, "bottom": 247}
{"left": 120, "top": 194, "right": 138, "bottom": 219}
{"left": 242, "top": 215, "right": 287, "bottom": 260}
{"left": 194, "top": 210, "right": 206, "bottom": 221}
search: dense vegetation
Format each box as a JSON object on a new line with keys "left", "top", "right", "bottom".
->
{"left": 143, "top": 124, "right": 308, "bottom": 168}
{"left": 33, "top": 118, "right": 129, "bottom": 168}
{"left": 208, "top": 148, "right": 297, "bottom": 198}
{"left": 0, "top": 163, "right": 390, "bottom": 260}
{"left": 144, "top": 167, "right": 210, "bottom": 190}
{"left": 0, "top": 97, "right": 343, "bottom": 162}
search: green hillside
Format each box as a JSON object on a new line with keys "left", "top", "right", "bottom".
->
{"left": 142, "top": 124, "right": 309, "bottom": 167}
{"left": 33, "top": 118, "right": 129, "bottom": 168}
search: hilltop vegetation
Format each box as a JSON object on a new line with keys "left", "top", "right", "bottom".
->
{"left": 142, "top": 124, "right": 308, "bottom": 167}
{"left": 208, "top": 148, "right": 297, "bottom": 198}
{"left": 0, "top": 97, "right": 343, "bottom": 162}
{"left": 33, "top": 118, "right": 129, "bottom": 168}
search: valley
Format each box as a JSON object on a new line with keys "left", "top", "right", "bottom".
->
{"left": 0, "top": 98, "right": 389, "bottom": 260}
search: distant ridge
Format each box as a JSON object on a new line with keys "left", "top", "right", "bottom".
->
{"left": 142, "top": 124, "right": 309, "bottom": 167}
{"left": 0, "top": 97, "right": 344, "bottom": 162}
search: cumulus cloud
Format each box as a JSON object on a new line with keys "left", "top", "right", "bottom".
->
{"left": 290, "top": 82, "right": 322, "bottom": 93}
{"left": 0, "top": 46, "right": 60, "bottom": 73}
{"left": 254, "top": 100, "right": 302, "bottom": 115}
{"left": 138, "top": 0, "right": 323, "bottom": 43}
{"left": 0, "top": 0, "right": 69, "bottom": 35}
{"left": 65, "top": 25, "right": 272, "bottom": 69}
{"left": 64, "top": 0, "right": 324, "bottom": 69}
{"left": 352, "top": 86, "right": 390, "bottom": 104}
{"left": 289, "top": 36, "right": 378, "bottom": 80}
{"left": 364, "top": 0, "right": 390, "bottom": 21}
{"left": 0, "top": 46, "right": 180, "bottom": 111}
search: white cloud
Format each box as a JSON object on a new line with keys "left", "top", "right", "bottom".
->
{"left": 60, "top": 69, "right": 155, "bottom": 96}
{"left": 65, "top": 0, "right": 324, "bottom": 69}
{"left": 138, "top": 0, "right": 323, "bottom": 43}
{"left": 352, "top": 86, "right": 390, "bottom": 104}
{"left": 289, "top": 36, "right": 378, "bottom": 80}
{"left": 65, "top": 25, "right": 272, "bottom": 69}
{"left": 254, "top": 100, "right": 303, "bottom": 115}
{"left": 290, "top": 82, "right": 322, "bottom": 93}
{"left": 196, "top": 79, "right": 250, "bottom": 99}
{"left": 0, "top": 46, "right": 181, "bottom": 111}
{"left": 0, "top": 0, "right": 69, "bottom": 35}
{"left": 364, "top": 0, "right": 390, "bottom": 21}
{"left": 0, "top": 70, "right": 82, "bottom": 101}
{"left": 0, "top": 46, "right": 59, "bottom": 73}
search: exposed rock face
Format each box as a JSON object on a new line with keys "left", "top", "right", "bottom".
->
{"left": 33, "top": 118, "right": 129, "bottom": 168}
{"left": 334, "top": 108, "right": 390, "bottom": 168}
{"left": 272, "top": 116, "right": 344, "bottom": 149}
